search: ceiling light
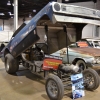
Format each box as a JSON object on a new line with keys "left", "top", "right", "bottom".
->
{"left": 0, "top": 13, "right": 5, "bottom": 15}
{"left": 12, "top": 3, "right": 14, "bottom": 6}
{"left": 8, "top": 12, "right": 11, "bottom": 14}
{"left": 8, "top": 12, "right": 11, "bottom": 15}
{"left": 7, "top": 0, "right": 11, "bottom": 6}
{"left": 33, "top": 10, "right": 36, "bottom": 12}
{"left": 8, "top": 12, "right": 14, "bottom": 15}
{"left": 11, "top": 14, "right": 14, "bottom": 15}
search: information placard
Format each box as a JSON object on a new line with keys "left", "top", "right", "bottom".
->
{"left": 71, "top": 73, "right": 85, "bottom": 99}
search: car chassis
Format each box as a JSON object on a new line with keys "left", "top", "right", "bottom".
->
{"left": 2, "top": 1, "right": 100, "bottom": 100}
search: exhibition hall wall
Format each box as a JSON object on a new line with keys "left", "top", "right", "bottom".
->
{"left": 0, "top": 18, "right": 31, "bottom": 42}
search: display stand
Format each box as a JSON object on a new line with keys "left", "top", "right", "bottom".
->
{"left": 71, "top": 73, "right": 85, "bottom": 99}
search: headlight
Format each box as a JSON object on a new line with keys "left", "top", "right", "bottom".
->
{"left": 93, "top": 57, "right": 100, "bottom": 64}
{"left": 54, "top": 3, "right": 60, "bottom": 11}
{"left": 92, "top": 58, "right": 97, "bottom": 64}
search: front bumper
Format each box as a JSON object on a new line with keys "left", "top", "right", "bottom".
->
{"left": 86, "top": 63, "right": 100, "bottom": 69}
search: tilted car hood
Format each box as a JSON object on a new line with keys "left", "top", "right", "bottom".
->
{"left": 71, "top": 47, "right": 100, "bottom": 57}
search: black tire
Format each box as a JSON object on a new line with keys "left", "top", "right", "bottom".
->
{"left": 45, "top": 74, "right": 64, "bottom": 100}
{"left": 83, "top": 68, "right": 100, "bottom": 91}
{"left": 76, "top": 60, "right": 86, "bottom": 72}
{"left": 5, "top": 53, "right": 19, "bottom": 74}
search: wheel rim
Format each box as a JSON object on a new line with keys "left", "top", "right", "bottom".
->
{"left": 47, "top": 79, "right": 58, "bottom": 98}
{"left": 84, "top": 73, "right": 94, "bottom": 87}
{"left": 6, "top": 59, "right": 9, "bottom": 71}
{"left": 78, "top": 63, "right": 84, "bottom": 72}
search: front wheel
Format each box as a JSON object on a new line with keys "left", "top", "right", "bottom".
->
{"left": 45, "top": 74, "right": 64, "bottom": 100}
{"left": 83, "top": 68, "right": 99, "bottom": 91}
{"left": 76, "top": 60, "right": 86, "bottom": 72}
{"left": 5, "top": 53, "right": 19, "bottom": 74}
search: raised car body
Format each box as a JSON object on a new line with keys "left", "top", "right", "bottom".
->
{"left": 2, "top": 2, "right": 100, "bottom": 58}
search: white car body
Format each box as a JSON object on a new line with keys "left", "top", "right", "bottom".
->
{"left": 87, "top": 39, "right": 100, "bottom": 49}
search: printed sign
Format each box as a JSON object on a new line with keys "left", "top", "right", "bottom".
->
{"left": 71, "top": 73, "right": 85, "bottom": 99}
{"left": 43, "top": 55, "right": 62, "bottom": 70}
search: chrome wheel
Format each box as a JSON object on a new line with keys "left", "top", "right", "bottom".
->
{"left": 79, "top": 63, "right": 85, "bottom": 72}
{"left": 6, "top": 59, "right": 10, "bottom": 71}
{"left": 47, "top": 80, "right": 58, "bottom": 98}
{"left": 84, "top": 73, "right": 94, "bottom": 87}
{"left": 76, "top": 60, "right": 86, "bottom": 72}
{"left": 83, "top": 69, "right": 99, "bottom": 91}
{"left": 5, "top": 54, "right": 19, "bottom": 74}
{"left": 45, "top": 74, "right": 64, "bottom": 100}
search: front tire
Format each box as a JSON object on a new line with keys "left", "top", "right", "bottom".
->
{"left": 76, "top": 60, "right": 86, "bottom": 72}
{"left": 83, "top": 68, "right": 99, "bottom": 91}
{"left": 5, "top": 53, "right": 19, "bottom": 74}
{"left": 45, "top": 74, "right": 64, "bottom": 100}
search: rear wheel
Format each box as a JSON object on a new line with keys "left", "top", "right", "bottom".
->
{"left": 45, "top": 74, "right": 64, "bottom": 100}
{"left": 83, "top": 68, "right": 99, "bottom": 91}
{"left": 76, "top": 60, "right": 86, "bottom": 72}
{"left": 5, "top": 53, "right": 19, "bottom": 74}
